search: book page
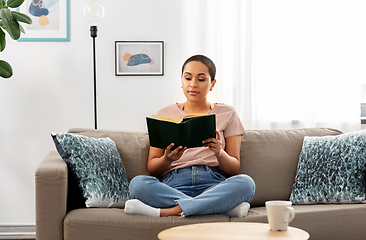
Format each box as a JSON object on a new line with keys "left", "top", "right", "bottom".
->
{"left": 182, "top": 113, "right": 207, "bottom": 121}
{"left": 150, "top": 113, "right": 207, "bottom": 124}
{"left": 150, "top": 115, "right": 181, "bottom": 123}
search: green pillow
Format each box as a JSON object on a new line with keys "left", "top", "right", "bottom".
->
{"left": 52, "top": 132, "right": 130, "bottom": 208}
{"left": 290, "top": 130, "right": 366, "bottom": 204}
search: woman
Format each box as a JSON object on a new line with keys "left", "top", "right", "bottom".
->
{"left": 124, "top": 55, "right": 255, "bottom": 217}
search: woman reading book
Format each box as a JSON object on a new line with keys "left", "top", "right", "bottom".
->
{"left": 124, "top": 55, "right": 255, "bottom": 217}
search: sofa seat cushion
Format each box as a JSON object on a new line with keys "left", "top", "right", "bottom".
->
{"left": 232, "top": 204, "right": 366, "bottom": 240}
{"left": 64, "top": 209, "right": 230, "bottom": 240}
{"left": 240, "top": 128, "right": 342, "bottom": 207}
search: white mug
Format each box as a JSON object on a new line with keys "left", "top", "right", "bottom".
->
{"left": 265, "top": 200, "right": 295, "bottom": 231}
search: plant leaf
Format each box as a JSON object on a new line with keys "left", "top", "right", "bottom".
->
{"left": 0, "top": 27, "right": 6, "bottom": 51}
{"left": 11, "top": 11, "right": 32, "bottom": 24}
{"left": 18, "top": 22, "right": 24, "bottom": 33}
{"left": 6, "top": 0, "right": 25, "bottom": 8}
{"left": 0, "top": 8, "right": 12, "bottom": 21}
{"left": 0, "top": 0, "right": 5, "bottom": 8}
{"left": 0, "top": 59, "right": 13, "bottom": 78}
{"left": 0, "top": 18, "right": 20, "bottom": 40}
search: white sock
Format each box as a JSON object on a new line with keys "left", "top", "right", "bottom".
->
{"left": 124, "top": 199, "right": 160, "bottom": 217}
{"left": 225, "top": 202, "right": 250, "bottom": 218}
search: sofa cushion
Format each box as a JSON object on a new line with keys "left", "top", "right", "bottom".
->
{"left": 239, "top": 128, "right": 342, "bottom": 207}
{"left": 290, "top": 130, "right": 366, "bottom": 204}
{"left": 68, "top": 128, "right": 150, "bottom": 182}
{"left": 52, "top": 133, "right": 130, "bottom": 208}
{"left": 232, "top": 204, "right": 366, "bottom": 240}
{"left": 64, "top": 208, "right": 230, "bottom": 240}
{"left": 67, "top": 128, "right": 343, "bottom": 208}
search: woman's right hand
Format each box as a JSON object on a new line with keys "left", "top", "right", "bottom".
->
{"left": 147, "top": 144, "right": 186, "bottom": 176}
{"left": 164, "top": 143, "right": 187, "bottom": 162}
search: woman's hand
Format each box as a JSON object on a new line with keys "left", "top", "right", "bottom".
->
{"left": 164, "top": 143, "right": 187, "bottom": 162}
{"left": 147, "top": 144, "right": 186, "bottom": 177}
{"left": 202, "top": 130, "right": 223, "bottom": 157}
{"left": 203, "top": 131, "right": 242, "bottom": 176}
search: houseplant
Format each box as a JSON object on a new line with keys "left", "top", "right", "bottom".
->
{"left": 0, "top": 0, "right": 32, "bottom": 78}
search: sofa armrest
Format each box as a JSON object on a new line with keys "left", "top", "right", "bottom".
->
{"left": 36, "top": 151, "right": 67, "bottom": 240}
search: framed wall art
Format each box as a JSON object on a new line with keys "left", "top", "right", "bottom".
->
{"left": 17, "top": 0, "right": 70, "bottom": 41}
{"left": 115, "top": 41, "right": 164, "bottom": 76}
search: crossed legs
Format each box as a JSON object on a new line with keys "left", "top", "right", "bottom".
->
{"left": 125, "top": 173, "right": 255, "bottom": 217}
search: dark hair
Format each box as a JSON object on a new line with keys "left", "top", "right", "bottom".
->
{"left": 182, "top": 55, "right": 216, "bottom": 81}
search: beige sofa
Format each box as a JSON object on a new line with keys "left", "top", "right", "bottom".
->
{"left": 36, "top": 127, "right": 366, "bottom": 240}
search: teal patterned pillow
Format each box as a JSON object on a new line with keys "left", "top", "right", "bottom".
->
{"left": 290, "top": 130, "right": 366, "bottom": 204}
{"left": 52, "top": 133, "right": 130, "bottom": 208}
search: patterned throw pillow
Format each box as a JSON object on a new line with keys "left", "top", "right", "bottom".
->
{"left": 290, "top": 130, "right": 366, "bottom": 204}
{"left": 52, "top": 132, "right": 130, "bottom": 208}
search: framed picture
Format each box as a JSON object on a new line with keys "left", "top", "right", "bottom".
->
{"left": 17, "top": 0, "right": 70, "bottom": 41}
{"left": 115, "top": 41, "right": 164, "bottom": 76}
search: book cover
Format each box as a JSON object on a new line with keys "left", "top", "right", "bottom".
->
{"left": 146, "top": 113, "right": 216, "bottom": 149}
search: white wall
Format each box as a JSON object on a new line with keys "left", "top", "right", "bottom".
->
{"left": 0, "top": 0, "right": 184, "bottom": 224}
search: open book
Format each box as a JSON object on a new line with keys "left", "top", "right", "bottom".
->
{"left": 146, "top": 113, "right": 216, "bottom": 149}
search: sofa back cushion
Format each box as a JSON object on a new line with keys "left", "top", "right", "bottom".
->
{"left": 239, "top": 128, "right": 342, "bottom": 207}
{"left": 68, "top": 128, "right": 150, "bottom": 182}
{"left": 68, "top": 127, "right": 342, "bottom": 208}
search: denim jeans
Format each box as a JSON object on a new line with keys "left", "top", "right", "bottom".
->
{"left": 129, "top": 165, "right": 256, "bottom": 217}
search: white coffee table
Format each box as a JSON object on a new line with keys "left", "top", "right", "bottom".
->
{"left": 158, "top": 222, "right": 310, "bottom": 240}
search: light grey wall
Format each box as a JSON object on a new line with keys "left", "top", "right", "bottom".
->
{"left": 0, "top": 0, "right": 185, "bottom": 224}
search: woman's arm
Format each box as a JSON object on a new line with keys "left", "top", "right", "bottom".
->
{"left": 203, "top": 131, "right": 241, "bottom": 176}
{"left": 147, "top": 144, "right": 187, "bottom": 177}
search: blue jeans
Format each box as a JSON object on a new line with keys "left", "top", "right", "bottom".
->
{"left": 129, "top": 165, "right": 256, "bottom": 217}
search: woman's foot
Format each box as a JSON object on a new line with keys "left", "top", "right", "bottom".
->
{"left": 124, "top": 199, "right": 160, "bottom": 217}
{"left": 225, "top": 202, "right": 250, "bottom": 217}
{"left": 124, "top": 199, "right": 183, "bottom": 217}
{"left": 160, "top": 205, "right": 183, "bottom": 217}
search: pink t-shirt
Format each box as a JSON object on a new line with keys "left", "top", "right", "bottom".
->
{"left": 154, "top": 103, "right": 245, "bottom": 174}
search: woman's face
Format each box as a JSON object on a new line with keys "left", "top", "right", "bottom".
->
{"left": 181, "top": 61, "right": 216, "bottom": 103}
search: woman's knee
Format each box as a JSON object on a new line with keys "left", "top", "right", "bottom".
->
{"left": 230, "top": 174, "right": 256, "bottom": 200}
{"left": 129, "top": 175, "right": 157, "bottom": 197}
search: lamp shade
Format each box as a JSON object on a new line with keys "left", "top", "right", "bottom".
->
{"left": 83, "top": 1, "right": 105, "bottom": 26}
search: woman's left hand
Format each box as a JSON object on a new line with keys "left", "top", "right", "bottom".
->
{"left": 202, "top": 130, "right": 223, "bottom": 157}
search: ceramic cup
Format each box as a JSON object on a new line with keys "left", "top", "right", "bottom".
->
{"left": 265, "top": 200, "right": 295, "bottom": 231}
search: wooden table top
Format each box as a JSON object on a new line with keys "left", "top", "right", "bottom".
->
{"left": 158, "top": 222, "right": 310, "bottom": 240}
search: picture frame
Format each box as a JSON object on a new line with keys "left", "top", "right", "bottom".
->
{"left": 17, "top": 0, "right": 70, "bottom": 42}
{"left": 115, "top": 41, "right": 164, "bottom": 76}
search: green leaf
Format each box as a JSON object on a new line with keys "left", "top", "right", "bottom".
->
{"left": 0, "top": 60, "right": 12, "bottom": 78}
{"left": 0, "top": 18, "right": 20, "bottom": 40}
{"left": 6, "top": 0, "right": 25, "bottom": 8}
{"left": 0, "top": 27, "right": 5, "bottom": 51}
{"left": 11, "top": 11, "right": 32, "bottom": 24}
{"left": 0, "top": 8, "right": 12, "bottom": 21}
{"left": 18, "top": 22, "right": 24, "bottom": 33}
{"left": 0, "top": 0, "right": 5, "bottom": 8}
